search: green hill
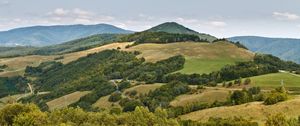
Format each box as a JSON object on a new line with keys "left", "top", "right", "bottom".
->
{"left": 146, "top": 22, "right": 217, "bottom": 42}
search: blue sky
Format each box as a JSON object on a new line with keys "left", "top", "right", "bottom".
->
{"left": 0, "top": 0, "right": 300, "bottom": 38}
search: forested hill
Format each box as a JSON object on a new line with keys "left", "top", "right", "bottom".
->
{"left": 229, "top": 36, "right": 300, "bottom": 63}
{"left": 146, "top": 22, "right": 217, "bottom": 42}
{"left": 0, "top": 24, "right": 133, "bottom": 47}
{"left": 0, "top": 34, "right": 124, "bottom": 57}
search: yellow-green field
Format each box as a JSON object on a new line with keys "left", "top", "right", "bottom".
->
{"left": 180, "top": 96, "right": 300, "bottom": 125}
{"left": 125, "top": 42, "right": 254, "bottom": 74}
{"left": 123, "top": 83, "right": 164, "bottom": 95}
{"left": 248, "top": 72, "right": 300, "bottom": 89}
{"left": 46, "top": 91, "right": 91, "bottom": 110}
{"left": 93, "top": 83, "right": 164, "bottom": 109}
{"left": 170, "top": 88, "right": 229, "bottom": 107}
{"left": 93, "top": 95, "right": 120, "bottom": 109}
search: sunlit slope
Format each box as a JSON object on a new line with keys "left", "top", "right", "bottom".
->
{"left": 180, "top": 96, "right": 300, "bottom": 124}
{"left": 247, "top": 72, "right": 300, "bottom": 89}
{"left": 0, "top": 41, "right": 254, "bottom": 77}
{"left": 0, "top": 42, "right": 132, "bottom": 77}
{"left": 125, "top": 41, "right": 254, "bottom": 74}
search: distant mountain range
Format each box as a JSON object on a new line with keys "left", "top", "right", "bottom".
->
{"left": 229, "top": 36, "right": 300, "bottom": 63}
{"left": 146, "top": 22, "right": 217, "bottom": 42}
{"left": 0, "top": 24, "right": 133, "bottom": 47}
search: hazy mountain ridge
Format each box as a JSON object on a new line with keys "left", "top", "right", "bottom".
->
{"left": 229, "top": 36, "right": 300, "bottom": 63}
{"left": 0, "top": 24, "right": 133, "bottom": 47}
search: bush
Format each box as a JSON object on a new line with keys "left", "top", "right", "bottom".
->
{"left": 264, "top": 93, "right": 288, "bottom": 105}
{"left": 123, "top": 100, "right": 143, "bottom": 112}
{"left": 108, "top": 92, "right": 122, "bottom": 102}
{"left": 244, "top": 78, "right": 251, "bottom": 85}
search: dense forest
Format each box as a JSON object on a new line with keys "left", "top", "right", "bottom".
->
{"left": 120, "top": 32, "right": 207, "bottom": 44}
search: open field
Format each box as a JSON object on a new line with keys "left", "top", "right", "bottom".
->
{"left": 93, "top": 95, "right": 121, "bottom": 109}
{"left": 180, "top": 96, "right": 300, "bottom": 125}
{"left": 170, "top": 88, "right": 229, "bottom": 107}
{"left": 249, "top": 72, "right": 300, "bottom": 89}
{"left": 123, "top": 83, "right": 165, "bottom": 95}
{"left": 178, "top": 57, "right": 248, "bottom": 74}
{"left": 93, "top": 83, "right": 164, "bottom": 109}
{"left": 0, "top": 93, "right": 32, "bottom": 108}
{"left": 46, "top": 91, "right": 91, "bottom": 110}
{"left": 125, "top": 42, "right": 254, "bottom": 74}
{"left": 0, "top": 42, "right": 132, "bottom": 77}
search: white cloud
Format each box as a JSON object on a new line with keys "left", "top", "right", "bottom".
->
{"left": 46, "top": 8, "right": 115, "bottom": 24}
{"left": 208, "top": 21, "right": 227, "bottom": 27}
{"left": 273, "top": 12, "right": 299, "bottom": 21}
{"left": 51, "top": 8, "right": 69, "bottom": 16}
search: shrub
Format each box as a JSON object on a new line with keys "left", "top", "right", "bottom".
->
{"left": 264, "top": 93, "right": 288, "bottom": 105}
{"left": 108, "top": 92, "right": 122, "bottom": 102}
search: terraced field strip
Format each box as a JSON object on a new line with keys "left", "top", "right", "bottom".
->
{"left": 46, "top": 91, "right": 91, "bottom": 110}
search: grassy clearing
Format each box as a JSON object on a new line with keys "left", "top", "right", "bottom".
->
{"left": 0, "top": 93, "right": 32, "bottom": 108}
{"left": 248, "top": 72, "right": 300, "bottom": 88}
{"left": 124, "top": 83, "right": 165, "bottom": 95}
{"left": 180, "top": 96, "right": 300, "bottom": 124}
{"left": 178, "top": 57, "right": 248, "bottom": 74}
{"left": 0, "top": 42, "right": 132, "bottom": 77}
{"left": 170, "top": 88, "right": 229, "bottom": 107}
{"left": 93, "top": 95, "right": 121, "bottom": 109}
{"left": 125, "top": 42, "right": 254, "bottom": 74}
{"left": 93, "top": 83, "right": 164, "bottom": 109}
{"left": 46, "top": 91, "right": 91, "bottom": 110}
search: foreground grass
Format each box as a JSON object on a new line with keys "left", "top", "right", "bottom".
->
{"left": 180, "top": 96, "right": 300, "bottom": 125}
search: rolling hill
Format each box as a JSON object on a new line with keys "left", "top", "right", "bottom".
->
{"left": 0, "top": 34, "right": 124, "bottom": 58}
{"left": 229, "top": 36, "right": 300, "bottom": 63}
{"left": 146, "top": 22, "right": 217, "bottom": 42}
{"left": 124, "top": 41, "right": 254, "bottom": 74}
{"left": 0, "top": 24, "right": 133, "bottom": 47}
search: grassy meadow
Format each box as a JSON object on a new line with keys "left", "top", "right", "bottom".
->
{"left": 249, "top": 72, "right": 300, "bottom": 88}
{"left": 126, "top": 41, "right": 254, "bottom": 74}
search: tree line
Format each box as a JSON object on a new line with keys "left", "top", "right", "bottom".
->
{"left": 1, "top": 103, "right": 299, "bottom": 126}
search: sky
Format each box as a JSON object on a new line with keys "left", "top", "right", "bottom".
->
{"left": 0, "top": 0, "right": 300, "bottom": 38}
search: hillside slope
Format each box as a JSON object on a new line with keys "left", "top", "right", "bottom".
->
{"left": 229, "top": 36, "right": 300, "bottom": 63}
{"left": 0, "top": 24, "right": 133, "bottom": 46}
{"left": 125, "top": 41, "right": 254, "bottom": 74}
{"left": 0, "top": 34, "right": 124, "bottom": 58}
{"left": 180, "top": 97, "right": 300, "bottom": 123}
{"left": 146, "top": 22, "right": 217, "bottom": 41}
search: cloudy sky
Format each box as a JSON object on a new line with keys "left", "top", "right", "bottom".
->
{"left": 0, "top": 0, "right": 300, "bottom": 38}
